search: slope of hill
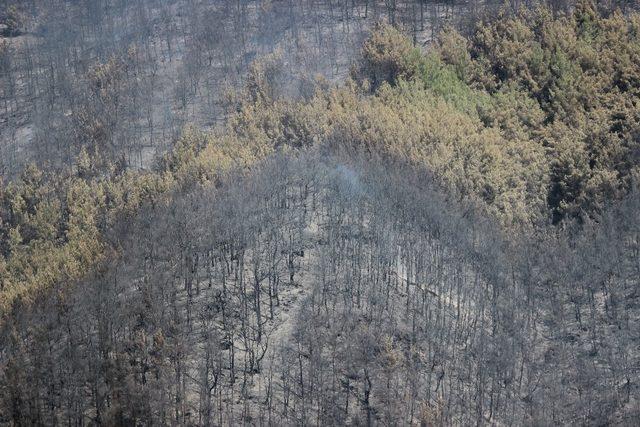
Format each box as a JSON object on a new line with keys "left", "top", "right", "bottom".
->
{"left": 1, "top": 1, "right": 640, "bottom": 425}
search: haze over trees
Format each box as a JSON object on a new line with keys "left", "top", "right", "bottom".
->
{"left": 1, "top": 1, "right": 640, "bottom": 425}
{"left": 0, "top": 0, "right": 506, "bottom": 175}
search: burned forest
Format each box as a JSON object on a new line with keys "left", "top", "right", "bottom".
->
{"left": 1, "top": 1, "right": 640, "bottom": 425}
